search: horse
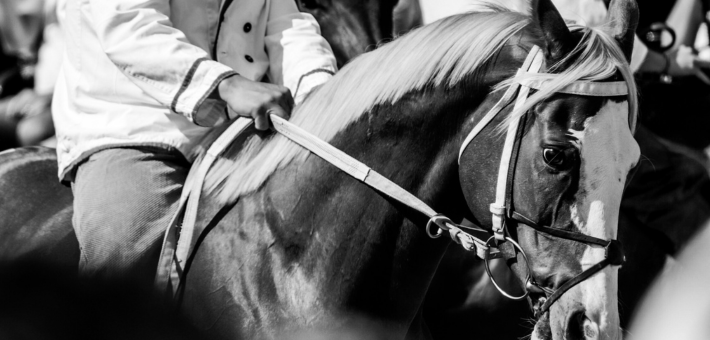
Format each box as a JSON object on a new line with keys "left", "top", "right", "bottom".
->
{"left": 171, "top": 0, "right": 640, "bottom": 338}
{"left": 0, "top": 147, "right": 77, "bottom": 270}
{"left": 0, "top": 0, "right": 640, "bottom": 339}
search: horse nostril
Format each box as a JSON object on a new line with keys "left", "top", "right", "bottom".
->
{"left": 566, "top": 310, "right": 588, "bottom": 339}
{"left": 584, "top": 321, "right": 598, "bottom": 339}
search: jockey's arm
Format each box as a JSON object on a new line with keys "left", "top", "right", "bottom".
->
{"left": 87, "top": 0, "right": 296, "bottom": 129}
{"left": 263, "top": 0, "right": 337, "bottom": 105}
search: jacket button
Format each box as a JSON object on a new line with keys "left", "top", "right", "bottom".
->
{"left": 245, "top": 55, "right": 253, "bottom": 63}
{"left": 244, "top": 22, "right": 252, "bottom": 33}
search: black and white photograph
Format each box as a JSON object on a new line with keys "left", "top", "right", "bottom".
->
{"left": 0, "top": 0, "right": 709, "bottom": 339}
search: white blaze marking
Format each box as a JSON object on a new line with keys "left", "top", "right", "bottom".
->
{"left": 553, "top": 100, "right": 639, "bottom": 340}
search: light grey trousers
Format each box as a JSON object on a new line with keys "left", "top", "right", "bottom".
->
{"left": 71, "top": 147, "right": 189, "bottom": 286}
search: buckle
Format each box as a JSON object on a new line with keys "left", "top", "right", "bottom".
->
{"left": 490, "top": 204, "right": 506, "bottom": 241}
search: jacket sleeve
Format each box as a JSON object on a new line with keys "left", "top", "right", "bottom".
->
{"left": 264, "top": 0, "right": 337, "bottom": 104}
{"left": 88, "top": 0, "right": 236, "bottom": 126}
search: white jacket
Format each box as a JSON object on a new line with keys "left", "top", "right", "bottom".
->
{"left": 53, "top": 0, "right": 337, "bottom": 181}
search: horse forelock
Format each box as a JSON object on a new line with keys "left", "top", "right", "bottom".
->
{"left": 496, "top": 24, "right": 638, "bottom": 135}
{"left": 198, "top": 10, "right": 531, "bottom": 205}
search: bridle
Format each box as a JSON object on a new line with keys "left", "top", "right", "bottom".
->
{"left": 457, "top": 45, "right": 631, "bottom": 317}
{"left": 157, "top": 45, "right": 633, "bottom": 319}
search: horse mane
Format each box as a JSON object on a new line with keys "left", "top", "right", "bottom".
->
{"left": 196, "top": 9, "right": 530, "bottom": 204}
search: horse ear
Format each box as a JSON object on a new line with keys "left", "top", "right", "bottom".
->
{"left": 531, "top": 0, "right": 574, "bottom": 61}
{"left": 604, "top": 0, "right": 639, "bottom": 62}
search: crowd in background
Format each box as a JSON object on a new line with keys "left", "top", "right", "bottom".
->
{"left": 0, "top": 0, "right": 64, "bottom": 151}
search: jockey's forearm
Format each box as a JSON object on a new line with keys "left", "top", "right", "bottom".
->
{"left": 87, "top": 0, "right": 237, "bottom": 126}
{"left": 264, "top": 0, "right": 337, "bottom": 104}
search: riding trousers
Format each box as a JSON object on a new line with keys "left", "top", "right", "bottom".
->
{"left": 71, "top": 146, "right": 189, "bottom": 287}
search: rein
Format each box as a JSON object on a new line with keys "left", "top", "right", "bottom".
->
{"left": 155, "top": 45, "right": 631, "bottom": 319}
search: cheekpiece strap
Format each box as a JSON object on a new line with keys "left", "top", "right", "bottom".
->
{"left": 489, "top": 46, "right": 545, "bottom": 241}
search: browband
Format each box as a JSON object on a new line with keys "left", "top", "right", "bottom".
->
{"left": 458, "top": 58, "right": 632, "bottom": 164}
{"left": 517, "top": 77, "right": 628, "bottom": 96}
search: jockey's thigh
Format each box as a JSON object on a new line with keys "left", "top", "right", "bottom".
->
{"left": 71, "top": 146, "right": 189, "bottom": 284}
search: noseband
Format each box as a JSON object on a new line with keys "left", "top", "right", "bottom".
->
{"left": 457, "top": 45, "right": 630, "bottom": 317}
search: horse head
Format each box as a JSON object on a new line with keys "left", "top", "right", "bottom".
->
{"left": 458, "top": 0, "right": 639, "bottom": 339}
{"left": 295, "top": 0, "right": 399, "bottom": 66}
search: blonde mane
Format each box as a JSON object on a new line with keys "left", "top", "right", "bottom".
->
{"left": 200, "top": 10, "right": 530, "bottom": 204}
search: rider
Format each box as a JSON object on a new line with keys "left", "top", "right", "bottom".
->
{"left": 52, "top": 0, "right": 337, "bottom": 286}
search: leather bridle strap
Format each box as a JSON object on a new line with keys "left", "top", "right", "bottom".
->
{"left": 489, "top": 47, "right": 545, "bottom": 241}
{"left": 155, "top": 117, "right": 253, "bottom": 293}
{"left": 519, "top": 78, "right": 629, "bottom": 96}
{"left": 511, "top": 212, "right": 610, "bottom": 247}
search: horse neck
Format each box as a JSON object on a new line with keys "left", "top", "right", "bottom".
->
{"left": 260, "top": 80, "right": 488, "bottom": 327}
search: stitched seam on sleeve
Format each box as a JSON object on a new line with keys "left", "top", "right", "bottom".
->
{"left": 294, "top": 68, "right": 335, "bottom": 98}
{"left": 171, "top": 57, "right": 209, "bottom": 114}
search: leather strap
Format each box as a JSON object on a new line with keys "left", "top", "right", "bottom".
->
{"left": 154, "top": 118, "right": 252, "bottom": 294}
{"left": 457, "top": 79, "right": 520, "bottom": 163}
{"left": 511, "top": 212, "right": 610, "bottom": 247}
{"left": 458, "top": 45, "right": 542, "bottom": 163}
{"left": 518, "top": 78, "right": 628, "bottom": 96}
{"left": 490, "top": 46, "right": 545, "bottom": 240}
{"left": 271, "top": 115, "right": 490, "bottom": 258}
{"left": 534, "top": 240, "right": 625, "bottom": 317}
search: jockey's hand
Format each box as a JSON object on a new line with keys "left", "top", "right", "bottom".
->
{"left": 217, "top": 74, "right": 293, "bottom": 130}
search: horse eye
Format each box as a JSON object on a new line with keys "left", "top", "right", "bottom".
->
{"left": 542, "top": 148, "right": 567, "bottom": 168}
